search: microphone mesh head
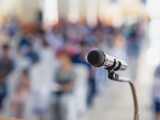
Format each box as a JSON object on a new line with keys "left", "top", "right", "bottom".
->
{"left": 87, "top": 50, "right": 105, "bottom": 67}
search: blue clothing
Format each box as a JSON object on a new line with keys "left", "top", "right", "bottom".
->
{"left": 19, "top": 38, "right": 31, "bottom": 48}
{"left": 154, "top": 99, "right": 160, "bottom": 112}
{"left": 71, "top": 54, "right": 91, "bottom": 69}
{"left": 72, "top": 53, "right": 96, "bottom": 106}
{"left": 25, "top": 51, "right": 39, "bottom": 63}
{"left": 0, "top": 59, "right": 14, "bottom": 80}
{"left": 0, "top": 82, "right": 7, "bottom": 108}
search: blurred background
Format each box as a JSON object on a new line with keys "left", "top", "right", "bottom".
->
{"left": 0, "top": 0, "right": 160, "bottom": 120}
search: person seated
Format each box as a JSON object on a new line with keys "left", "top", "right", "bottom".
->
{"left": 0, "top": 44, "right": 14, "bottom": 109}
{"left": 10, "top": 69, "right": 30, "bottom": 118}
{"left": 49, "top": 49, "right": 76, "bottom": 120}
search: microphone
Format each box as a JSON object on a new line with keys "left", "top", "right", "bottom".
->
{"left": 87, "top": 50, "right": 128, "bottom": 71}
{"left": 87, "top": 50, "right": 139, "bottom": 120}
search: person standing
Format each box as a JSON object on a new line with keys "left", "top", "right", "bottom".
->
{"left": 0, "top": 44, "right": 14, "bottom": 109}
{"left": 71, "top": 41, "right": 95, "bottom": 107}
{"left": 153, "top": 65, "right": 160, "bottom": 120}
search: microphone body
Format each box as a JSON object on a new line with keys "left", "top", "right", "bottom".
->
{"left": 87, "top": 50, "right": 139, "bottom": 120}
{"left": 87, "top": 50, "right": 128, "bottom": 71}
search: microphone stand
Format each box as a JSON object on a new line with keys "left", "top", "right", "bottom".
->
{"left": 107, "top": 69, "right": 139, "bottom": 120}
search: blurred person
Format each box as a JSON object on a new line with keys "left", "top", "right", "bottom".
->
{"left": 38, "top": 30, "right": 57, "bottom": 65}
{"left": 127, "top": 23, "right": 141, "bottom": 58}
{"left": 153, "top": 65, "right": 160, "bottom": 120}
{"left": 17, "top": 32, "right": 40, "bottom": 64}
{"left": 98, "top": 34, "right": 112, "bottom": 53}
{"left": 10, "top": 69, "right": 30, "bottom": 118}
{"left": 25, "top": 44, "right": 39, "bottom": 64}
{"left": 49, "top": 49, "right": 76, "bottom": 120}
{"left": 72, "top": 64, "right": 89, "bottom": 117}
{"left": 113, "top": 31, "right": 126, "bottom": 59}
{"left": 71, "top": 41, "right": 96, "bottom": 107}
{"left": 126, "top": 23, "right": 141, "bottom": 80}
{"left": 29, "top": 30, "right": 60, "bottom": 120}
{"left": 7, "top": 17, "right": 19, "bottom": 37}
{"left": 0, "top": 44, "right": 14, "bottom": 109}
{"left": 19, "top": 32, "right": 35, "bottom": 57}
{"left": 45, "top": 25, "right": 65, "bottom": 52}
{"left": 19, "top": 33, "right": 31, "bottom": 48}
{"left": 32, "top": 30, "right": 44, "bottom": 52}
{"left": 71, "top": 41, "right": 91, "bottom": 70}
{"left": 66, "top": 25, "right": 83, "bottom": 43}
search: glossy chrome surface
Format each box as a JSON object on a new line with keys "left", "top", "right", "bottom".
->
{"left": 110, "top": 73, "right": 139, "bottom": 120}
{"left": 102, "top": 53, "right": 128, "bottom": 71}
{"left": 118, "top": 76, "right": 139, "bottom": 120}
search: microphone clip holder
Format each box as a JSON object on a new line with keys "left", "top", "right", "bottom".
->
{"left": 105, "top": 60, "right": 139, "bottom": 120}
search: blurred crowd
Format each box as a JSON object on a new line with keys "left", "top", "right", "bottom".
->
{"left": 0, "top": 16, "right": 148, "bottom": 120}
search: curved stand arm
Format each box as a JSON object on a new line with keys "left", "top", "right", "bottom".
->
{"left": 119, "top": 77, "right": 139, "bottom": 120}
{"left": 108, "top": 70, "right": 139, "bottom": 120}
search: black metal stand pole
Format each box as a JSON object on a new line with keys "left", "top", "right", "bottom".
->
{"left": 108, "top": 70, "right": 139, "bottom": 120}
